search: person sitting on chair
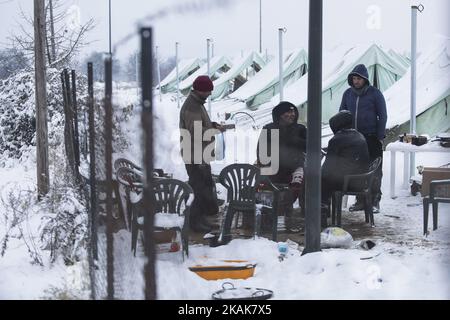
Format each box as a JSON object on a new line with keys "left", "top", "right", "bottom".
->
{"left": 256, "top": 101, "right": 307, "bottom": 232}
{"left": 321, "top": 110, "right": 370, "bottom": 227}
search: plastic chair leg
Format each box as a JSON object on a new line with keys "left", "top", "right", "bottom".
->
{"left": 364, "top": 195, "right": 371, "bottom": 223}
{"left": 219, "top": 207, "right": 235, "bottom": 243}
{"left": 432, "top": 202, "right": 439, "bottom": 231}
{"left": 423, "top": 198, "right": 429, "bottom": 235}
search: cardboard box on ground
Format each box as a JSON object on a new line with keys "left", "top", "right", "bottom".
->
{"left": 421, "top": 167, "right": 450, "bottom": 197}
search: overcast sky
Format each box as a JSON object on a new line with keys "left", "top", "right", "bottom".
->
{"left": 0, "top": 0, "right": 448, "bottom": 62}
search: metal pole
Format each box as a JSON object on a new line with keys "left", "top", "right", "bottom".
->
{"left": 141, "top": 27, "right": 156, "bottom": 301}
{"left": 302, "top": 0, "right": 322, "bottom": 255}
{"left": 176, "top": 42, "right": 180, "bottom": 108}
{"left": 207, "top": 38, "right": 212, "bottom": 115}
{"left": 410, "top": 4, "right": 424, "bottom": 178}
{"left": 87, "top": 62, "right": 98, "bottom": 262}
{"left": 278, "top": 28, "right": 285, "bottom": 102}
{"left": 136, "top": 51, "right": 139, "bottom": 99}
{"left": 259, "top": 0, "right": 262, "bottom": 54}
{"left": 71, "top": 70, "right": 80, "bottom": 173}
{"left": 108, "top": 0, "right": 112, "bottom": 54}
{"left": 104, "top": 54, "right": 114, "bottom": 300}
{"left": 156, "top": 46, "right": 162, "bottom": 102}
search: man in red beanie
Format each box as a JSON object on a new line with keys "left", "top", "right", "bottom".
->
{"left": 179, "top": 75, "right": 225, "bottom": 233}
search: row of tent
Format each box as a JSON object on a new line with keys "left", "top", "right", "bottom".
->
{"left": 159, "top": 37, "right": 450, "bottom": 138}
{"left": 159, "top": 43, "right": 409, "bottom": 117}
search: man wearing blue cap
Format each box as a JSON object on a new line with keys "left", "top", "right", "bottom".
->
{"left": 340, "top": 64, "right": 387, "bottom": 213}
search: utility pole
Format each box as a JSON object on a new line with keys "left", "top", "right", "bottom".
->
{"left": 48, "top": 0, "right": 56, "bottom": 63}
{"left": 303, "top": 0, "right": 323, "bottom": 255}
{"left": 207, "top": 38, "right": 212, "bottom": 115}
{"left": 34, "top": 0, "right": 49, "bottom": 198}
{"left": 259, "top": 0, "right": 262, "bottom": 54}
{"left": 410, "top": 4, "right": 424, "bottom": 179}
{"left": 278, "top": 28, "right": 286, "bottom": 101}
{"left": 156, "top": 46, "right": 162, "bottom": 102}
{"left": 176, "top": 42, "right": 180, "bottom": 108}
{"left": 108, "top": 0, "right": 112, "bottom": 54}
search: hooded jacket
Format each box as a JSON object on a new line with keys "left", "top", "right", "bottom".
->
{"left": 322, "top": 111, "right": 370, "bottom": 185}
{"left": 257, "top": 102, "right": 307, "bottom": 179}
{"left": 179, "top": 91, "right": 219, "bottom": 164}
{"left": 339, "top": 64, "right": 387, "bottom": 140}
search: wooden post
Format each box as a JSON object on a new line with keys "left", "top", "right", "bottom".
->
{"left": 34, "top": 0, "right": 49, "bottom": 198}
{"left": 62, "top": 69, "right": 76, "bottom": 179}
{"left": 71, "top": 70, "right": 80, "bottom": 171}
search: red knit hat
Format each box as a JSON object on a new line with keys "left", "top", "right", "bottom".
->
{"left": 193, "top": 75, "right": 214, "bottom": 92}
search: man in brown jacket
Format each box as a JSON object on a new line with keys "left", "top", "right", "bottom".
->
{"left": 179, "top": 75, "right": 225, "bottom": 233}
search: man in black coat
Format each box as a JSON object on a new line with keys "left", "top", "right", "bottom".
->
{"left": 321, "top": 110, "right": 370, "bottom": 227}
{"left": 340, "top": 64, "right": 387, "bottom": 212}
{"left": 257, "top": 101, "right": 307, "bottom": 232}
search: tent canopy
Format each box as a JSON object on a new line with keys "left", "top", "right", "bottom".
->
{"left": 384, "top": 36, "right": 450, "bottom": 138}
{"left": 160, "top": 58, "right": 203, "bottom": 93}
{"left": 179, "top": 55, "right": 232, "bottom": 95}
{"left": 271, "top": 43, "right": 408, "bottom": 121}
{"left": 230, "top": 48, "right": 308, "bottom": 108}
{"left": 211, "top": 51, "right": 266, "bottom": 100}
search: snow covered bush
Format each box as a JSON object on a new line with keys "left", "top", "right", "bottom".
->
{"left": 0, "top": 68, "right": 88, "bottom": 164}
{"left": 0, "top": 170, "right": 89, "bottom": 266}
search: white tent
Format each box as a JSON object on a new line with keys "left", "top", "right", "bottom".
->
{"left": 210, "top": 52, "right": 266, "bottom": 101}
{"left": 160, "top": 58, "right": 203, "bottom": 93}
{"left": 179, "top": 55, "right": 232, "bottom": 95}
{"left": 384, "top": 36, "right": 450, "bottom": 141}
{"left": 271, "top": 44, "right": 408, "bottom": 122}
{"left": 229, "top": 49, "right": 308, "bottom": 109}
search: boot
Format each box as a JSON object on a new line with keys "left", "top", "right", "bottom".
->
{"left": 199, "top": 215, "right": 219, "bottom": 229}
{"left": 372, "top": 197, "right": 380, "bottom": 214}
{"left": 349, "top": 197, "right": 365, "bottom": 212}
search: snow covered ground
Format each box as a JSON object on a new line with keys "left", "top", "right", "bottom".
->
{"left": 1, "top": 86, "right": 449, "bottom": 300}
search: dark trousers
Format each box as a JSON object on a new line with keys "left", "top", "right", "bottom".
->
{"left": 364, "top": 135, "right": 383, "bottom": 202}
{"left": 185, "top": 164, "right": 219, "bottom": 223}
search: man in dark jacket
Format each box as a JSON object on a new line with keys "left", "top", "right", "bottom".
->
{"left": 257, "top": 101, "right": 307, "bottom": 232}
{"left": 179, "top": 75, "right": 225, "bottom": 233}
{"left": 339, "top": 64, "right": 387, "bottom": 213}
{"left": 321, "top": 111, "right": 370, "bottom": 226}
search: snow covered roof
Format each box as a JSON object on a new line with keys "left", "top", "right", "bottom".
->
{"left": 229, "top": 48, "right": 308, "bottom": 108}
{"left": 210, "top": 51, "right": 267, "bottom": 100}
{"left": 160, "top": 58, "right": 203, "bottom": 93}
{"left": 271, "top": 43, "right": 408, "bottom": 121}
{"left": 385, "top": 36, "right": 450, "bottom": 130}
{"left": 179, "top": 55, "right": 232, "bottom": 95}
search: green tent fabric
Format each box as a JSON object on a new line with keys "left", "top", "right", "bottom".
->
{"left": 229, "top": 49, "right": 308, "bottom": 109}
{"left": 388, "top": 48, "right": 411, "bottom": 71}
{"left": 179, "top": 55, "right": 232, "bottom": 95}
{"left": 272, "top": 44, "right": 408, "bottom": 122}
{"left": 160, "top": 58, "right": 203, "bottom": 94}
{"left": 210, "top": 52, "right": 266, "bottom": 101}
